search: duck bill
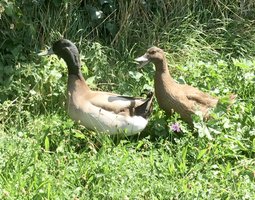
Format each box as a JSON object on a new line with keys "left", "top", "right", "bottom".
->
{"left": 135, "top": 55, "right": 149, "bottom": 68}
{"left": 38, "top": 47, "right": 54, "bottom": 56}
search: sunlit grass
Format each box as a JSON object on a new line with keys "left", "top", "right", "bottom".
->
{"left": 1, "top": 45, "right": 255, "bottom": 198}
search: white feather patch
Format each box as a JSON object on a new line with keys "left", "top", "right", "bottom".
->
{"left": 67, "top": 102, "right": 148, "bottom": 136}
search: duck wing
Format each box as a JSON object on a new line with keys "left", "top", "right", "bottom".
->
{"left": 88, "top": 91, "right": 153, "bottom": 117}
{"left": 182, "top": 85, "right": 218, "bottom": 107}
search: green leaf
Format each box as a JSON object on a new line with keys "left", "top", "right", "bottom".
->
{"left": 4, "top": 2, "right": 14, "bottom": 17}
{"left": 74, "top": 132, "right": 85, "bottom": 139}
{"left": 128, "top": 71, "right": 143, "bottom": 81}
{"left": 252, "top": 138, "right": 255, "bottom": 152}
{"left": 182, "top": 146, "right": 188, "bottom": 162}
{"left": 136, "top": 140, "right": 144, "bottom": 150}
{"left": 86, "top": 76, "right": 97, "bottom": 88}
{"left": 105, "top": 22, "right": 117, "bottom": 36}
{"left": 197, "top": 148, "right": 207, "bottom": 160}
{"left": 44, "top": 136, "right": 50, "bottom": 151}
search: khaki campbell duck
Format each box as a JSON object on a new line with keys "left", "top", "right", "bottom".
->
{"left": 39, "top": 39, "right": 153, "bottom": 135}
{"left": 135, "top": 46, "right": 235, "bottom": 125}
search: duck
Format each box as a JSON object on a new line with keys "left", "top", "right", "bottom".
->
{"left": 38, "top": 39, "right": 153, "bottom": 135}
{"left": 135, "top": 46, "right": 235, "bottom": 125}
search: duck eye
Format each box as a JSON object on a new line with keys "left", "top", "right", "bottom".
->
{"left": 149, "top": 50, "right": 156, "bottom": 54}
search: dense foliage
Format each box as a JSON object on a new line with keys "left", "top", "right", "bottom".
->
{"left": 0, "top": 0, "right": 255, "bottom": 199}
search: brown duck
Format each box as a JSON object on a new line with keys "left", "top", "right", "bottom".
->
{"left": 135, "top": 47, "right": 234, "bottom": 125}
{"left": 38, "top": 39, "right": 153, "bottom": 135}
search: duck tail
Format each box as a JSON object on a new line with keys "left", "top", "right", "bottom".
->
{"left": 135, "top": 91, "right": 154, "bottom": 118}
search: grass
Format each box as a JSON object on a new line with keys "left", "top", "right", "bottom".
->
{"left": 1, "top": 47, "right": 254, "bottom": 199}
{"left": 1, "top": 0, "right": 255, "bottom": 199}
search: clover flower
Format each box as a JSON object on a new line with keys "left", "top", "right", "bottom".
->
{"left": 171, "top": 122, "right": 181, "bottom": 132}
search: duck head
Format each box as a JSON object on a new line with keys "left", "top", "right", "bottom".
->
{"left": 135, "top": 47, "right": 166, "bottom": 70}
{"left": 39, "top": 39, "right": 81, "bottom": 75}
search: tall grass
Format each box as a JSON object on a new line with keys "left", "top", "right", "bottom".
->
{"left": 1, "top": 1, "right": 255, "bottom": 54}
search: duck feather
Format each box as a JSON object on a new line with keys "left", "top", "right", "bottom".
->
{"left": 39, "top": 39, "right": 153, "bottom": 135}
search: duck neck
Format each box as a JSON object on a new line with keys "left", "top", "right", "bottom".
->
{"left": 67, "top": 63, "right": 83, "bottom": 80}
{"left": 64, "top": 53, "right": 80, "bottom": 75}
{"left": 154, "top": 59, "right": 175, "bottom": 82}
{"left": 64, "top": 53, "right": 90, "bottom": 89}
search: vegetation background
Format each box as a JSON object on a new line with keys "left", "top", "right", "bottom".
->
{"left": 0, "top": 0, "right": 255, "bottom": 199}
